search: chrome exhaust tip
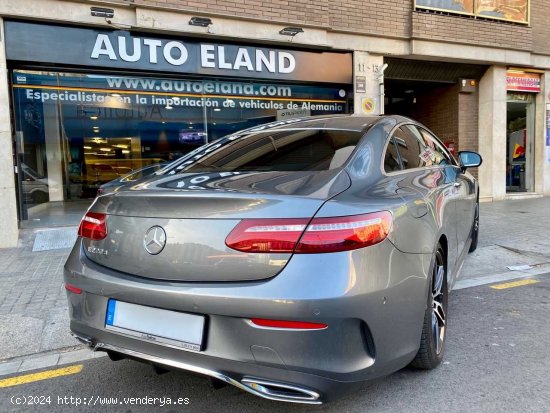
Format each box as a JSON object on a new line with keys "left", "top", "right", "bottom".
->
{"left": 241, "top": 378, "right": 321, "bottom": 403}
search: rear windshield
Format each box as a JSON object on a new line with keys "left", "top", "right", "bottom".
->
{"left": 167, "top": 129, "right": 364, "bottom": 173}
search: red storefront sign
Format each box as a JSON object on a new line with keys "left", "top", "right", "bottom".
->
{"left": 507, "top": 72, "right": 541, "bottom": 93}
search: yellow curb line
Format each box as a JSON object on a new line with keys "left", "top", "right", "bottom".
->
{"left": 0, "top": 365, "right": 83, "bottom": 388}
{"left": 490, "top": 279, "right": 540, "bottom": 290}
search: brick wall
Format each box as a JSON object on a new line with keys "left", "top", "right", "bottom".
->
{"left": 531, "top": 0, "right": 550, "bottom": 56}
{"left": 126, "top": 0, "right": 544, "bottom": 56}
{"left": 328, "top": 0, "right": 411, "bottom": 38}
{"left": 458, "top": 88, "right": 479, "bottom": 179}
{"left": 133, "top": 0, "right": 413, "bottom": 37}
{"left": 412, "top": 11, "right": 532, "bottom": 51}
{"left": 458, "top": 90, "right": 479, "bottom": 154}
{"left": 133, "top": 0, "right": 330, "bottom": 26}
{"left": 411, "top": 85, "right": 459, "bottom": 146}
{"left": 409, "top": 84, "right": 479, "bottom": 173}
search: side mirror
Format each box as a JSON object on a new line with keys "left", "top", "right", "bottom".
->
{"left": 458, "top": 151, "right": 482, "bottom": 171}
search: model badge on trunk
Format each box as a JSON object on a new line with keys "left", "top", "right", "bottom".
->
{"left": 143, "top": 226, "right": 166, "bottom": 255}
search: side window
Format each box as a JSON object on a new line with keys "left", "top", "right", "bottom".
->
{"left": 384, "top": 137, "right": 401, "bottom": 172}
{"left": 392, "top": 126, "right": 424, "bottom": 170}
{"left": 416, "top": 127, "right": 454, "bottom": 166}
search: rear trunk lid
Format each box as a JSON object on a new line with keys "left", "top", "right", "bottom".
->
{"left": 81, "top": 170, "right": 350, "bottom": 282}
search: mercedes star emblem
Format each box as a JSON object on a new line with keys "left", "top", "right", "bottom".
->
{"left": 143, "top": 226, "right": 167, "bottom": 255}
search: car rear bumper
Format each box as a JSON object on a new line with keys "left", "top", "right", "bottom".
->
{"left": 64, "top": 239, "right": 432, "bottom": 403}
{"left": 71, "top": 329, "right": 348, "bottom": 404}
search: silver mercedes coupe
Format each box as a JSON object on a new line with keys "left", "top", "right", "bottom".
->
{"left": 64, "top": 115, "right": 482, "bottom": 404}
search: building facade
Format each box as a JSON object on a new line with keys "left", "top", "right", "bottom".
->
{"left": 1, "top": 0, "right": 549, "bottom": 247}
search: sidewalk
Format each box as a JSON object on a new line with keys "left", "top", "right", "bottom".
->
{"left": 462, "top": 196, "right": 550, "bottom": 278}
{"left": 0, "top": 229, "right": 78, "bottom": 360}
{"left": 1, "top": 197, "right": 550, "bottom": 361}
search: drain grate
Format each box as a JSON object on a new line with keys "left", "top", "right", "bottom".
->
{"left": 32, "top": 228, "right": 78, "bottom": 252}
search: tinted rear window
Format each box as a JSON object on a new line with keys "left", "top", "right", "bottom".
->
{"left": 170, "top": 129, "right": 363, "bottom": 173}
{"left": 392, "top": 126, "right": 423, "bottom": 170}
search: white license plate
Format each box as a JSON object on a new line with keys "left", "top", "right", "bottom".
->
{"left": 105, "top": 299, "right": 205, "bottom": 352}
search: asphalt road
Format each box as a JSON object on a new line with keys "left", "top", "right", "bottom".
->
{"left": 1, "top": 274, "right": 549, "bottom": 413}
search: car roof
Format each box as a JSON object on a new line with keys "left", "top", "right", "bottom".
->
{"left": 231, "top": 114, "right": 414, "bottom": 136}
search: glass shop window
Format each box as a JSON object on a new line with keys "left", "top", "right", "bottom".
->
{"left": 11, "top": 69, "right": 351, "bottom": 222}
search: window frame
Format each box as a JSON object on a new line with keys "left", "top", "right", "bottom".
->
{"left": 381, "top": 122, "right": 456, "bottom": 176}
{"left": 383, "top": 134, "right": 404, "bottom": 173}
{"left": 415, "top": 126, "right": 458, "bottom": 167}
{"left": 382, "top": 123, "right": 426, "bottom": 174}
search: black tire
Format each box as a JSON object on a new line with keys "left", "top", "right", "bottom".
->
{"left": 410, "top": 244, "right": 448, "bottom": 370}
{"left": 468, "top": 200, "right": 479, "bottom": 253}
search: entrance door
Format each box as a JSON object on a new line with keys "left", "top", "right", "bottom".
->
{"left": 506, "top": 93, "right": 535, "bottom": 193}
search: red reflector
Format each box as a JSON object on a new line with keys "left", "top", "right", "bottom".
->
{"left": 65, "top": 283, "right": 82, "bottom": 294}
{"left": 225, "top": 212, "right": 392, "bottom": 254}
{"left": 250, "top": 318, "right": 327, "bottom": 330}
{"left": 78, "top": 212, "right": 107, "bottom": 240}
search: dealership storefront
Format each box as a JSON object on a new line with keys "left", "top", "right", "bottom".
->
{"left": 3, "top": 0, "right": 550, "bottom": 248}
{"left": 5, "top": 21, "right": 353, "bottom": 226}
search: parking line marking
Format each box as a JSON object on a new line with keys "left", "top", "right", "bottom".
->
{"left": 454, "top": 265, "right": 550, "bottom": 290}
{"left": 490, "top": 279, "right": 539, "bottom": 290}
{"left": 0, "top": 364, "right": 83, "bottom": 388}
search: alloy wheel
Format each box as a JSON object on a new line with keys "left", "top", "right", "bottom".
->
{"left": 431, "top": 251, "right": 446, "bottom": 355}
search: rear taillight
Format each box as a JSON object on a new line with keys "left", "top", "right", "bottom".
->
{"left": 78, "top": 212, "right": 107, "bottom": 240}
{"left": 296, "top": 212, "right": 392, "bottom": 253}
{"left": 225, "top": 218, "right": 309, "bottom": 253}
{"left": 225, "top": 211, "right": 392, "bottom": 254}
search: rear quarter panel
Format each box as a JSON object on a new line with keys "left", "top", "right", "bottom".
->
{"left": 331, "top": 118, "right": 457, "bottom": 277}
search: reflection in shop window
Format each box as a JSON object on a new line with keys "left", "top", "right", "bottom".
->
{"left": 11, "top": 69, "right": 350, "bottom": 222}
